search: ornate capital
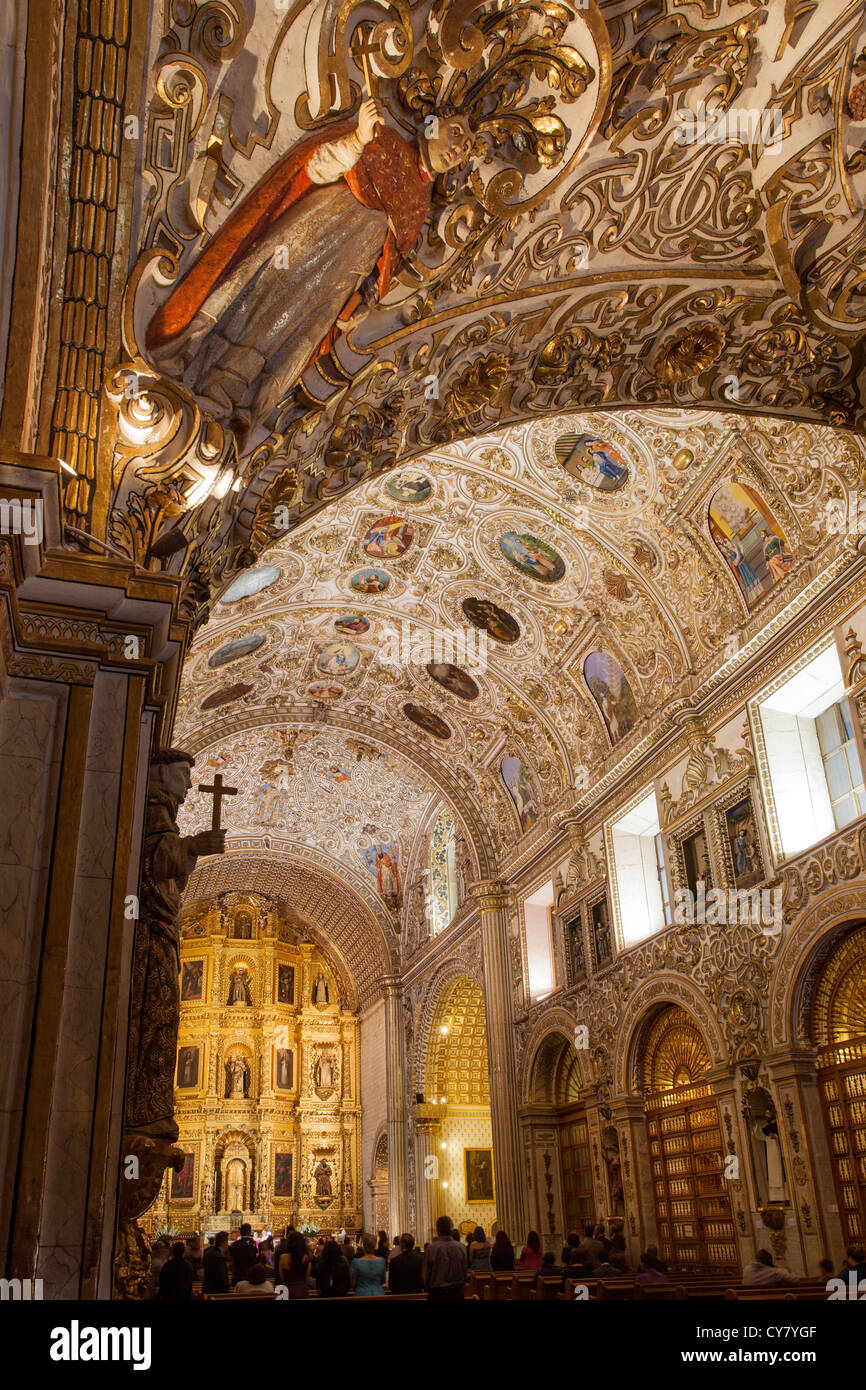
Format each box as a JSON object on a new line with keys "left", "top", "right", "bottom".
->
{"left": 469, "top": 878, "right": 512, "bottom": 912}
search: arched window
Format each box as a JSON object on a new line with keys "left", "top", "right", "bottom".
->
{"left": 430, "top": 808, "right": 457, "bottom": 936}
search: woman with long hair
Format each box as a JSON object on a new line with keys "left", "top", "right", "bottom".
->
{"left": 278, "top": 1230, "right": 311, "bottom": 1298}
{"left": 518, "top": 1230, "right": 542, "bottom": 1271}
{"left": 490, "top": 1230, "right": 515, "bottom": 1270}
{"left": 316, "top": 1240, "right": 351, "bottom": 1298}
{"left": 468, "top": 1226, "right": 491, "bottom": 1271}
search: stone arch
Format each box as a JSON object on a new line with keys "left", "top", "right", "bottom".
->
{"left": 519, "top": 1009, "right": 592, "bottom": 1103}
{"left": 767, "top": 886, "right": 866, "bottom": 1050}
{"left": 413, "top": 954, "right": 484, "bottom": 1097}
{"left": 424, "top": 974, "right": 489, "bottom": 1107}
{"left": 613, "top": 974, "right": 727, "bottom": 1097}
{"left": 185, "top": 849, "right": 395, "bottom": 1008}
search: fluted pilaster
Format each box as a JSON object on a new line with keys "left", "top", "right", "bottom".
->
{"left": 380, "top": 973, "right": 408, "bottom": 1235}
{"left": 413, "top": 1103, "right": 442, "bottom": 1245}
{"left": 470, "top": 879, "right": 528, "bottom": 1239}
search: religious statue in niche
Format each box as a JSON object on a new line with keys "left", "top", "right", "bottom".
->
{"left": 314, "top": 1052, "right": 337, "bottom": 1094}
{"left": 124, "top": 748, "right": 226, "bottom": 1141}
{"left": 313, "top": 1157, "right": 334, "bottom": 1202}
{"left": 145, "top": 97, "right": 473, "bottom": 437}
{"left": 227, "top": 968, "right": 251, "bottom": 1006}
{"left": 591, "top": 896, "right": 613, "bottom": 970}
{"left": 225, "top": 1055, "right": 251, "bottom": 1099}
{"left": 743, "top": 1086, "right": 788, "bottom": 1208}
{"left": 568, "top": 916, "right": 586, "bottom": 982}
{"left": 312, "top": 971, "right": 330, "bottom": 1006}
{"left": 600, "top": 1125, "right": 624, "bottom": 1217}
{"left": 234, "top": 912, "right": 253, "bottom": 939}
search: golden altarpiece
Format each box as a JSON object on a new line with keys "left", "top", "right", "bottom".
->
{"left": 145, "top": 893, "right": 361, "bottom": 1234}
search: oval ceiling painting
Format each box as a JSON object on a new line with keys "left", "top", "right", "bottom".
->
{"left": 207, "top": 633, "right": 266, "bottom": 668}
{"left": 554, "top": 433, "right": 629, "bottom": 491}
{"left": 462, "top": 596, "right": 521, "bottom": 645}
{"left": 334, "top": 613, "right": 370, "bottom": 636}
{"left": 426, "top": 661, "right": 479, "bottom": 702}
{"left": 200, "top": 682, "right": 253, "bottom": 710}
{"left": 316, "top": 641, "right": 360, "bottom": 677}
{"left": 402, "top": 702, "right": 452, "bottom": 740}
{"left": 387, "top": 469, "right": 432, "bottom": 504}
{"left": 363, "top": 516, "right": 415, "bottom": 559}
{"left": 499, "top": 531, "right": 565, "bottom": 583}
{"left": 350, "top": 567, "right": 390, "bottom": 594}
{"left": 584, "top": 650, "right": 638, "bottom": 745}
{"left": 308, "top": 681, "right": 345, "bottom": 701}
{"left": 219, "top": 565, "right": 281, "bottom": 603}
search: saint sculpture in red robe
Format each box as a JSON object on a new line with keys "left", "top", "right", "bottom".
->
{"left": 145, "top": 100, "right": 473, "bottom": 433}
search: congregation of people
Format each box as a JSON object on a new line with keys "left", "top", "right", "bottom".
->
{"left": 151, "top": 1218, "right": 866, "bottom": 1300}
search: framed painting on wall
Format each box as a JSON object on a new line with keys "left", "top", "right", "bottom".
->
{"left": 171, "top": 1152, "right": 194, "bottom": 1200}
{"left": 566, "top": 909, "right": 587, "bottom": 984}
{"left": 176, "top": 1045, "right": 199, "bottom": 1089}
{"left": 464, "top": 1147, "right": 495, "bottom": 1204}
{"left": 277, "top": 963, "right": 295, "bottom": 1005}
{"left": 719, "top": 788, "right": 766, "bottom": 890}
{"left": 589, "top": 893, "right": 614, "bottom": 971}
{"left": 180, "top": 959, "right": 203, "bottom": 1000}
{"left": 274, "top": 1152, "right": 293, "bottom": 1198}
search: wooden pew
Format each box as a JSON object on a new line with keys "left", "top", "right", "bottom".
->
{"left": 535, "top": 1277, "right": 565, "bottom": 1301}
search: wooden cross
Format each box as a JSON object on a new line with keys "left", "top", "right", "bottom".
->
{"left": 351, "top": 28, "right": 381, "bottom": 97}
{"left": 198, "top": 772, "right": 237, "bottom": 830}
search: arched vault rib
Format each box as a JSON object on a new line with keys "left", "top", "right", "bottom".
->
{"left": 184, "top": 850, "right": 395, "bottom": 1010}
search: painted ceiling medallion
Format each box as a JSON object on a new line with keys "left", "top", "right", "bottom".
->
{"left": 316, "top": 641, "right": 360, "bottom": 677}
{"left": 208, "top": 634, "right": 266, "bottom": 668}
{"left": 554, "top": 432, "right": 629, "bottom": 491}
{"left": 350, "top": 568, "right": 390, "bottom": 594}
{"left": 426, "top": 661, "right": 479, "bottom": 702}
{"left": 200, "top": 683, "right": 253, "bottom": 710}
{"left": 308, "top": 681, "right": 345, "bottom": 701}
{"left": 363, "top": 517, "right": 415, "bottom": 559}
{"left": 387, "top": 470, "right": 432, "bottom": 503}
{"left": 462, "top": 597, "right": 521, "bottom": 645}
{"left": 219, "top": 565, "right": 281, "bottom": 603}
{"left": 499, "top": 531, "right": 565, "bottom": 583}
{"left": 334, "top": 613, "right": 370, "bottom": 635}
{"left": 402, "top": 703, "right": 452, "bottom": 740}
{"left": 653, "top": 323, "right": 726, "bottom": 383}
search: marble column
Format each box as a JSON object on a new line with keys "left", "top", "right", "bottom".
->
{"left": 380, "top": 973, "right": 408, "bottom": 1236}
{"left": 413, "top": 1103, "right": 441, "bottom": 1245}
{"left": 470, "top": 879, "right": 528, "bottom": 1238}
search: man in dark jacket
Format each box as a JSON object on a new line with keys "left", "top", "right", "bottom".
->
{"left": 202, "top": 1231, "right": 230, "bottom": 1294}
{"left": 422, "top": 1216, "right": 467, "bottom": 1300}
{"left": 159, "top": 1241, "right": 194, "bottom": 1300}
{"left": 388, "top": 1233, "right": 424, "bottom": 1294}
{"left": 228, "top": 1223, "right": 258, "bottom": 1286}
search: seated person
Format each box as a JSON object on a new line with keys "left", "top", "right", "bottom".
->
{"left": 634, "top": 1253, "right": 669, "bottom": 1286}
{"left": 742, "top": 1249, "right": 799, "bottom": 1286}
{"left": 536, "top": 1252, "right": 564, "bottom": 1286}
{"left": 233, "top": 1263, "right": 275, "bottom": 1295}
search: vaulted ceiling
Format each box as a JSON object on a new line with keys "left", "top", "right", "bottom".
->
{"left": 98, "top": 0, "right": 866, "bottom": 632}
{"left": 174, "top": 404, "right": 865, "bottom": 926}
